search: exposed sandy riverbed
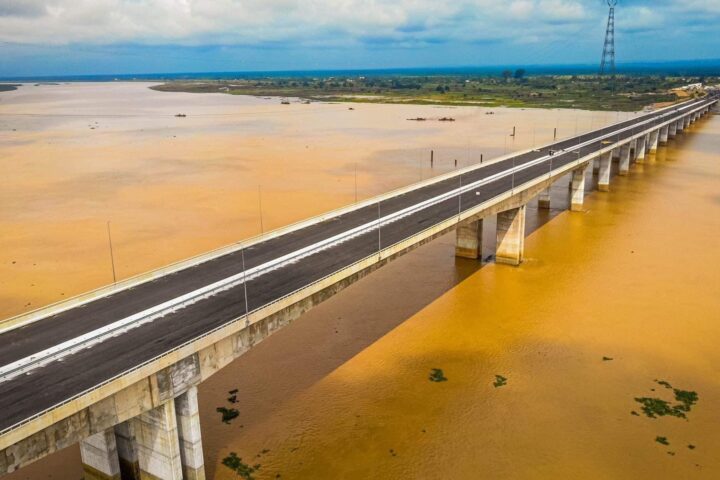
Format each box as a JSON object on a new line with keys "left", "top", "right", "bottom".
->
{"left": 2, "top": 83, "right": 717, "bottom": 479}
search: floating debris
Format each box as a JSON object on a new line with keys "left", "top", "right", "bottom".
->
{"left": 688, "top": 444, "right": 696, "bottom": 450}
{"left": 602, "top": 356, "right": 614, "bottom": 361}
{"left": 407, "top": 117, "right": 427, "bottom": 121}
{"left": 175, "top": 113, "right": 187, "bottom": 117}
{"left": 655, "top": 436, "right": 670, "bottom": 446}
{"left": 438, "top": 117, "right": 456, "bottom": 122}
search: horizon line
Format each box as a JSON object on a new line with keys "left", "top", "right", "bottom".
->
{"left": 2, "top": 58, "right": 720, "bottom": 82}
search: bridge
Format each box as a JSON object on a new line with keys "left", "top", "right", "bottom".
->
{"left": 0, "top": 96, "right": 717, "bottom": 479}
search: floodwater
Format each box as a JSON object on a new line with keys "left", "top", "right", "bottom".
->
{"left": 2, "top": 84, "right": 718, "bottom": 479}
{"left": 0, "top": 82, "right": 624, "bottom": 320}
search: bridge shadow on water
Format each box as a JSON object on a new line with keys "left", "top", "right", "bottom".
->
{"left": 196, "top": 167, "right": 609, "bottom": 476}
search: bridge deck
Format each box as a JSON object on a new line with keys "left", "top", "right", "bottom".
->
{"left": 0, "top": 98, "right": 714, "bottom": 434}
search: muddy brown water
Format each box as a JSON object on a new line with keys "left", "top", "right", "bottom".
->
{"left": 2, "top": 84, "right": 718, "bottom": 479}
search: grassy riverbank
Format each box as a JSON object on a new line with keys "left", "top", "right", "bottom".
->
{"left": 150, "top": 74, "right": 715, "bottom": 111}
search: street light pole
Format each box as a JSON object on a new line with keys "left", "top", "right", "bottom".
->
{"left": 241, "top": 246, "right": 250, "bottom": 325}
{"left": 106, "top": 221, "right": 117, "bottom": 284}
{"left": 377, "top": 201, "right": 382, "bottom": 260}
{"left": 258, "top": 185, "right": 264, "bottom": 234}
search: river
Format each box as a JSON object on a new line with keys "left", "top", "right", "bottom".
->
{"left": 1, "top": 84, "right": 717, "bottom": 479}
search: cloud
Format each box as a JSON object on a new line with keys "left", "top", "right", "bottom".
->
{"left": 0, "top": 0, "right": 47, "bottom": 17}
{"left": 0, "top": 0, "right": 597, "bottom": 47}
{"left": 0, "top": 0, "right": 717, "bottom": 76}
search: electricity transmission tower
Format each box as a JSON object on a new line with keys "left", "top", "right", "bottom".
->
{"left": 600, "top": 0, "right": 617, "bottom": 76}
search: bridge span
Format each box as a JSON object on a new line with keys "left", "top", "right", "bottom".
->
{"left": 0, "top": 96, "right": 717, "bottom": 479}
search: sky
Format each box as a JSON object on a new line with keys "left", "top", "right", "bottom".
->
{"left": 0, "top": 0, "right": 718, "bottom": 77}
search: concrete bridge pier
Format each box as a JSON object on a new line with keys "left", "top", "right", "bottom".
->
{"left": 175, "top": 387, "right": 206, "bottom": 480}
{"left": 455, "top": 219, "right": 483, "bottom": 259}
{"left": 569, "top": 166, "right": 587, "bottom": 211}
{"left": 619, "top": 144, "right": 631, "bottom": 176}
{"left": 669, "top": 122, "right": 677, "bottom": 138}
{"left": 659, "top": 125, "right": 669, "bottom": 145}
{"left": 636, "top": 136, "right": 647, "bottom": 163}
{"left": 132, "top": 400, "right": 183, "bottom": 480}
{"left": 496, "top": 206, "right": 526, "bottom": 266}
{"left": 648, "top": 130, "right": 660, "bottom": 154}
{"left": 598, "top": 151, "right": 612, "bottom": 191}
{"left": 538, "top": 187, "right": 551, "bottom": 209}
{"left": 592, "top": 156, "right": 600, "bottom": 174}
{"left": 80, "top": 429, "right": 121, "bottom": 480}
{"left": 114, "top": 422, "right": 141, "bottom": 480}
{"left": 677, "top": 118, "right": 685, "bottom": 133}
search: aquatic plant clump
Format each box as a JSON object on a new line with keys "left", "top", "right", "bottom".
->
{"left": 493, "top": 375, "right": 508, "bottom": 388}
{"left": 673, "top": 389, "right": 699, "bottom": 412}
{"left": 634, "top": 397, "right": 679, "bottom": 419}
{"left": 634, "top": 380, "right": 698, "bottom": 420}
{"left": 217, "top": 407, "right": 240, "bottom": 424}
{"left": 429, "top": 369, "right": 447, "bottom": 382}
{"left": 222, "top": 452, "right": 259, "bottom": 479}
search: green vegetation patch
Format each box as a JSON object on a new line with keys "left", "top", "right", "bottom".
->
{"left": 429, "top": 368, "right": 447, "bottom": 382}
{"left": 150, "top": 74, "right": 718, "bottom": 112}
{"left": 228, "top": 388, "right": 239, "bottom": 403}
{"left": 217, "top": 407, "right": 240, "bottom": 424}
{"left": 634, "top": 380, "right": 698, "bottom": 420}
{"left": 493, "top": 375, "right": 508, "bottom": 388}
{"left": 656, "top": 380, "right": 673, "bottom": 390}
{"left": 222, "top": 452, "right": 260, "bottom": 479}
